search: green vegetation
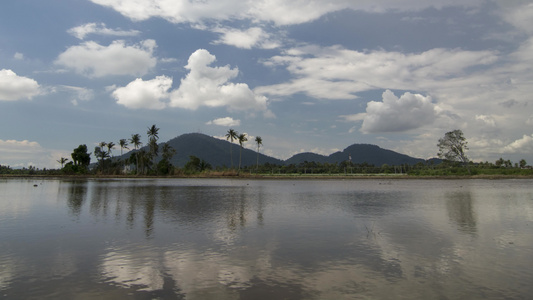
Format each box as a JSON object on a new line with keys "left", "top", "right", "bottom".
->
{"left": 1, "top": 127, "right": 531, "bottom": 177}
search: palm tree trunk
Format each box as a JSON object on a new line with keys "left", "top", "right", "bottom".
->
{"left": 238, "top": 146, "right": 242, "bottom": 174}
{"left": 230, "top": 144, "right": 233, "bottom": 169}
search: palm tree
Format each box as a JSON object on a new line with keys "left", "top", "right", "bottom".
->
{"left": 161, "top": 143, "right": 176, "bottom": 161}
{"left": 57, "top": 157, "right": 69, "bottom": 169}
{"left": 147, "top": 124, "right": 159, "bottom": 141}
{"left": 130, "top": 134, "right": 142, "bottom": 174}
{"left": 225, "top": 128, "right": 238, "bottom": 169}
{"left": 118, "top": 139, "right": 129, "bottom": 173}
{"left": 147, "top": 124, "right": 160, "bottom": 174}
{"left": 98, "top": 141, "right": 108, "bottom": 173}
{"left": 237, "top": 133, "right": 247, "bottom": 172}
{"left": 255, "top": 136, "right": 262, "bottom": 170}
{"left": 119, "top": 139, "right": 129, "bottom": 156}
{"left": 106, "top": 142, "right": 115, "bottom": 157}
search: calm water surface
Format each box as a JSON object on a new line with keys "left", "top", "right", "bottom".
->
{"left": 1, "top": 178, "right": 532, "bottom": 299}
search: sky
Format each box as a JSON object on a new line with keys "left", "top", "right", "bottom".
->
{"left": 1, "top": 0, "right": 533, "bottom": 169}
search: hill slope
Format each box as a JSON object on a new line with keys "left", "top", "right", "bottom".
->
{"left": 119, "top": 133, "right": 429, "bottom": 168}
{"left": 164, "top": 133, "right": 284, "bottom": 167}
{"left": 286, "top": 144, "right": 425, "bottom": 166}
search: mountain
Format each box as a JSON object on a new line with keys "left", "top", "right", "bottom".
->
{"left": 119, "top": 133, "right": 429, "bottom": 168}
{"left": 164, "top": 133, "right": 283, "bottom": 167}
{"left": 284, "top": 152, "right": 330, "bottom": 165}
{"left": 286, "top": 144, "right": 425, "bottom": 166}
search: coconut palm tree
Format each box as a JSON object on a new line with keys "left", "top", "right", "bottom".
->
{"left": 225, "top": 128, "right": 238, "bottom": 169}
{"left": 106, "top": 142, "right": 115, "bottom": 157}
{"left": 119, "top": 139, "right": 129, "bottom": 156}
{"left": 147, "top": 124, "right": 159, "bottom": 141}
{"left": 97, "top": 141, "right": 108, "bottom": 173}
{"left": 237, "top": 133, "right": 247, "bottom": 172}
{"left": 161, "top": 143, "right": 176, "bottom": 161}
{"left": 255, "top": 136, "right": 262, "bottom": 170}
{"left": 146, "top": 124, "right": 160, "bottom": 174}
{"left": 57, "top": 157, "right": 69, "bottom": 169}
{"left": 130, "top": 134, "right": 142, "bottom": 174}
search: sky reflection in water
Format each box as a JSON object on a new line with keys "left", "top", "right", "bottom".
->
{"left": 1, "top": 178, "right": 532, "bottom": 299}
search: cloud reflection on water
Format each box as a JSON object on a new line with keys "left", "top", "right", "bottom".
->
{"left": 2, "top": 178, "right": 532, "bottom": 299}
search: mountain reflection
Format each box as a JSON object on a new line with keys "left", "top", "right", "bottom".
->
{"left": 45, "top": 179, "right": 533, "bottom": 299}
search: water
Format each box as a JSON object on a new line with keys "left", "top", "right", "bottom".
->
{"left": 1, "top": 178, "right": 532, "bottom": 299}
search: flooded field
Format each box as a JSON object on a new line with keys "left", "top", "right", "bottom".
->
{"left": 1, "top": 178, "right": 532, "bottom": 299}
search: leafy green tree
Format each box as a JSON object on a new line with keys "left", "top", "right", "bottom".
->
{"left": 225, "top": 128, "right": 238, "bottom": 169}
{"left": 184, "top": 155, "right": 212, "bottom": 173}
{"left": 158, "top": 143, "right": 176, "bottom": 175}
{"left": 71, "top": 144, "right": 91, "bottom": 171}
{"left": 161, "top": 143, "right": 176, "bottom": 161}
{"left": 519, "top": 159, "right": 527, "bottom": 168}
{"left": 238, "top": 133, "right": 248, "bottom": 172}
{"left": 437, "top": 129, "right": 470, "bottom": 173}
{"left": 495, "top": 157, "right": 504, "bottom": 167}
{"left": 255, "top": 136, "right": 262, "bottom": 170}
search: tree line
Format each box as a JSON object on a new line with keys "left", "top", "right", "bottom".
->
{"left": 0, "top": 128, "right": 531, "bottom": 176}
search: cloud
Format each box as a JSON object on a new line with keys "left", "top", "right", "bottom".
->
{"left": 475, "top": 114, "right": 496, "bottom": 127}
{"left": 112, "top": 76, "right": 172, "bottom": 110}
{"left": 55, "top": 85, "right": 95, "bottom": 106}
{"left": 89, "top": 0, "right": 483, "bottom": 26}
{"left": 68, "top": 22, "right": 141, "bottom": 40}
{"left": 360, "top": 90, "right": 437, "bottom": 133}
{"left": 14, "top": 52, "right": 24, "bottom": 60}
{"left": 170, "top": 49, "right": 269, "bottom": 113}
{"left": 55, "top": 40, "right": 157, "bottom": 77}
{"left": 339, "top": 113, "right": 366, "bottom": 122}
{"left": 206, "top": 117, "right": 241, "bottom": 127}
{"left": 256, "top": 45, "right": 497, "bottom": 100}
{"left": 0, "top": 69, "right": 41, "bottom": 101}
{"left": 211, "top": 27, "right": 279, "bottom": 49}
{"left": 499, "top": 2, "right": 533, "bottom": 35}
{"left": 503, "top": 134, "right": 533, "bottom": 153}
{"left": 0, "top": 139, "right": 64, "bottom": 169}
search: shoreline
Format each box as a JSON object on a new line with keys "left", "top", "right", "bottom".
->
{"left": 2, "top": 174, "right": 533, "bottom": 180}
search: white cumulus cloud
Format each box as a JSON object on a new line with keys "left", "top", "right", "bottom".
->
{"left": 475, "top": 114, "right": 496, "bottom": 127}
{"left": 503, "top": 134, "right": 533, "bottom": 153}
{"left": 68, "top": 22, "right": 141, "bottom": 40}
{"left": 112, "top": 76, "right": 172, "bottom": 110}
{"left": 55, "top": 40, "right": 157, "bottom": 77}
{"left": 206, "top": 117, "right": 241, "bottom": 127}
{"left": 170, "top": 49, "right": 269, "bottom": 113}
{"left": 361, "top": 90, "right": 437, "bottom": 133}
{"left": 0, "top": 69, "right": 41, "bottom": 101}
{"left": 212, "top": 27, "right": 279, "bottom": 49}
{"left": 0, "top": 139, "right": 65, "bottom": 169}
{"left": 89, "top": 0, "right": 483, "bottom": 26}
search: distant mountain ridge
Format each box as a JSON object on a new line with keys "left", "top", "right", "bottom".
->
{"left": 285, "top": 143, "right": 425, "bottom": 166}
{"left": 120, "top": 133, "right": 430, "bottom": 167}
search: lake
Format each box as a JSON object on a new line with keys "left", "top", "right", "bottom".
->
{"left": 1, "top": 178, "right": 532, "bottom": 299}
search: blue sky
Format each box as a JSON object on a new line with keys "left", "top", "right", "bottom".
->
{"left": 1, "top": 0, "right": 533, "bottom": 168}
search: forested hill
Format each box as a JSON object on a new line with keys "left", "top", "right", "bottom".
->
{"left": 285, "top": 144, "right": 425, "bottom": 166}
{"left": 120, "top": 133, "right": 428, "bottom": 167}
{"left": 163, "top": 133, "right": 284, "bottom": 167}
